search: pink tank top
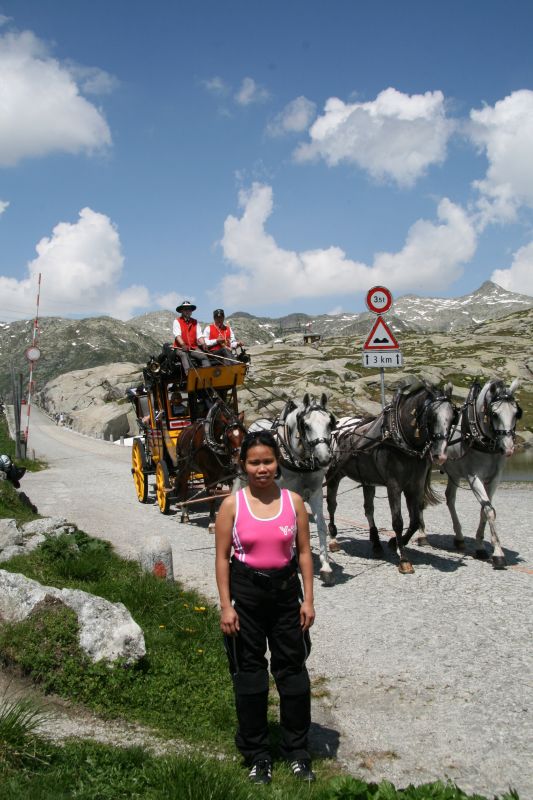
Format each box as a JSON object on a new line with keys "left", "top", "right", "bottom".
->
{"left": 232, "top": 488, "right": 297, "bottom": 569}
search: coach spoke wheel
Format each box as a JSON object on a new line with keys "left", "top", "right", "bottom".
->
{"left": 156, "top": 462, "right": 171, "bottom": 515}
{"left": 132, "top": 439, "right": 149, "bottom": 503}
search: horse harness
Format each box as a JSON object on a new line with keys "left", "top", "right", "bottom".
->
{"left": 460, "top": 382, "right": 521, "bottom": 454}
{"left": 380, "top": 389, "right": 455, "bottom": 458}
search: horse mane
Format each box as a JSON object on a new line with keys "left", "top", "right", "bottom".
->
{"left": 396, "top": 376, "right": 426, "bottom": 397}
{"left": 280, "top": 398, "right": 297, "bottom": 421}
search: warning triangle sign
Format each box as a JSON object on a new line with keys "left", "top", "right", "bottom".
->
{"left": 363, "top": 317, "right": 400, "bottom": 350}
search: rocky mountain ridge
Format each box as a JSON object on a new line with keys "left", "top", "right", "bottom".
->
{"left": 1, "top": 281, "right": 531, "bottom": 402}
{"left": 127, "top": 281, "right": 533, "bottom": 344}
{"left": 34, "top": 306, "right": 533, "bottom": 444}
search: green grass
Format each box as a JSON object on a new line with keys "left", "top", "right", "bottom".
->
{"left": 0, "top": 735, "right": 520, "bottom": 800}
{"left": 0, "top": 478, "right": 40, "bottom": 522}
{"left": 0, "top": 413, "right": 45, "bottom": 474}
{"left": 0, "top": 531, "right": 236, "bottom": 747}
{"left": 0, "top": 530, "right": 520, "bottom": 799}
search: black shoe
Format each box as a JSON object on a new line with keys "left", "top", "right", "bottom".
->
{"left": 289, "top": 759, "right": 315, "bottom": 782}
{"left": 248, "top": 759, "right": 272, "bottom": 784}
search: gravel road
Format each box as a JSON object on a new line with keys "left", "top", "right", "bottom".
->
{"left": 16, "top": 408, "right": 533, "bottom": 797}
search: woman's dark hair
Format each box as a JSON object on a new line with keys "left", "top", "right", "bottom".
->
{"left": 240, "top": 430, "right": 282, "bottom": 478}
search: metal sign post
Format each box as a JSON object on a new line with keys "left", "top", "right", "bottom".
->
{"left": 362, "top": 286, "right": 401, "bottom": 409}
{"left": 24, "top": 272, "right": 42, "bottom": 451}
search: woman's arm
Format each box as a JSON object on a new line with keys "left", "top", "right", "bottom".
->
{"left": 215, "top": 495, "right": 240, "bottom": 635}
{"left": 292, "top": 492, "right": 315, "bottom": 631}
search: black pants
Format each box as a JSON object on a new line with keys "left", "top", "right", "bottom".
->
{"left": 209, "top": 347, "right": 240, "bottom": 365}
{"left": 225, "top": 558, "right": 311, "bottom": 765}
{"left": 175, "top": 348, "right": 210, "bottom": 374}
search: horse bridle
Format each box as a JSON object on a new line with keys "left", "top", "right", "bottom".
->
{"left": 295, "top": 405, "right": 336, "bottom": 450}
{"left": 204, "top": 401, "right": 246, "bottom": 458}
{"left": 483, "top": 388, "right": 522, "bottom": 442}
{"left": 422, "top": 395, "right": 459, "bottom": 443}
{"left": 276, "top": 405, "right": 335, "bottom": 472}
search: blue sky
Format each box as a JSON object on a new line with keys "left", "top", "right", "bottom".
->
{"left": 1, "top": 0, "right": 533, "bottom": 322}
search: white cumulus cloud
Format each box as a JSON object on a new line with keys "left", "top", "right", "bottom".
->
{"left": 0, "top": 208, "right": 153, "bottom": 320}
{"left": 202, "top": 75, "right": 230, "bottom": 96}
{"left": 491, "top": 241, "right": 533, "bottom": 295}
{"left": 0, "top": 199, "right": 9, "bottom": 216}
{"left": 0, "top": 29, "right": 112, "bottom": 167}
{"left": 234, "top": 77, "right": 270, "bottom": 106}
{"left": 217, "top": 183, "right": 477, "bottom": 307}
{"left": 267, "top": 96, "right": 317, "bottom": 136}
{"left": 66, "top": 63, "right": 119, "bottom": 95}
{"left": 294, "top": 87, "right": 452, "bottom": 187}
{"left": 469, "top": 90, "right": 533, "bottom": 226}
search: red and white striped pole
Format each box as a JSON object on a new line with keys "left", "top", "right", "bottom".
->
{"left": 24, "top": 272, "right": 42, "bottom": 448}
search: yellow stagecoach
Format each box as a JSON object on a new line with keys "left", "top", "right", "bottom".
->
{"left": 126, "top": 344, "right": 249, "bottom": 521}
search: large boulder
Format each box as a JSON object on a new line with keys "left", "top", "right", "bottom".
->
{"left": 0, "top": 569, "right": 146, "bottom": 665}
{"left": 37, "top": 363, "right": 142, "bottom": 438}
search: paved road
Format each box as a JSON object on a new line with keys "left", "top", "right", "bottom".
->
{"left": 20, "top": 408, "right": 533, "bottom": 797}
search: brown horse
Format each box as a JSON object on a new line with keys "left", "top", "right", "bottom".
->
{"left": 174, "top": 399, "right": 246, "bottom": 531}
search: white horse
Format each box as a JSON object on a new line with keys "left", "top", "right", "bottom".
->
{"left": 418, "top": 378, "right": 522, "bottom": 568}
{"left": 249, "top": 393, "right": 337, "bottom": 585}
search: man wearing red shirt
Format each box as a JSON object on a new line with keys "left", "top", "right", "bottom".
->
{"left": 202, "top": 308, "right": 243, "bottom": 364}
{"left": 172, "top": 300, "right": 210, "bottom": 375}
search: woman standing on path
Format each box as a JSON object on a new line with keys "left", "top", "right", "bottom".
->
{"left": 215, "top": 431, "right": 316, "bottom": 785}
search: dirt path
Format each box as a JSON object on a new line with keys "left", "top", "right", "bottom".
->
{"left": 8, "top": 407, "right": 533, "bottom": 797}
{"left": 0, "top": 668, "right": 192, "bottom": 756}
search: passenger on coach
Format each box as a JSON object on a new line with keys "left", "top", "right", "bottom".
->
{"left": 203, "top": 308, "right": 243, "bottom": 365}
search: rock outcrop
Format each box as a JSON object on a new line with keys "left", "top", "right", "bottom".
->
{"left": 0, "top": 516, "right": 146, "bottom": 664}
{"left": 0, "top": 566, "right": 146, "bottom": 665}
{"left": 37, "top": 362, "right": 143, "bottom": 439}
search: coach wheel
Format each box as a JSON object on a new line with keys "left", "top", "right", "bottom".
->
{"left": 156, "top": 461, "right": 172, "bottom": 515}
{"left": 131, "top": 439, "right": 149, "bottom": 503}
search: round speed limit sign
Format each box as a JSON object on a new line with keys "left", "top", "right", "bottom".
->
{"left": 366, "top": 286, "right": 393, "bottom": 314}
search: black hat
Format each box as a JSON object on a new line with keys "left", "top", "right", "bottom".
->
{"left": 213, "top": 308, "right": 225, "bottom": 317}
{"left": 176, "top": 300, "right": 197, "bottom": 312}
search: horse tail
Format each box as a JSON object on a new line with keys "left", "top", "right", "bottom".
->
{"left": 422, "top": 469, "right": 443, "bottom": 508}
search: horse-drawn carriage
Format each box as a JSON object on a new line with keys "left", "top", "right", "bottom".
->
{"left": 126, "top": 345, "right": 248, "bottom": 528}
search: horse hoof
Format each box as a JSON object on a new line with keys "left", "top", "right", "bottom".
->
{"left": 474, "top": 549, "right": 489, "bottom": 560}
{"left": 417, "top": 535, "right": 430, "bottom": 547}
{"left": 371, "top": 543, "right": 383, "bottom": 557}
{"left": 492, "top": 556, "right": 507, "bottom": 570}
{"left": 398, "top": 560, "right": 415, "bottom": 575}
{"left": 328, "top": 524, "right": 337, "bottom": 537}
{"left": 329, "top": 539, "right": 341, "bottom": 553}
{"left": 320, "top": 569, "right": 335, "bottom": 586}
{"left": 454, "top": 539, "right": 465, "bottom": 551}
{"left": 208, "top": 525, "right": 216, "bottom": 534}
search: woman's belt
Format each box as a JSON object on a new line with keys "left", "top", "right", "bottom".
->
{"left": 230, "top": 556, "right": 297, "bottom": 591}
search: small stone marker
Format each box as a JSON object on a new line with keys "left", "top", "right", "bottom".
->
{"left": 140, "top": 535, "right": 174, "bottom": 582}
